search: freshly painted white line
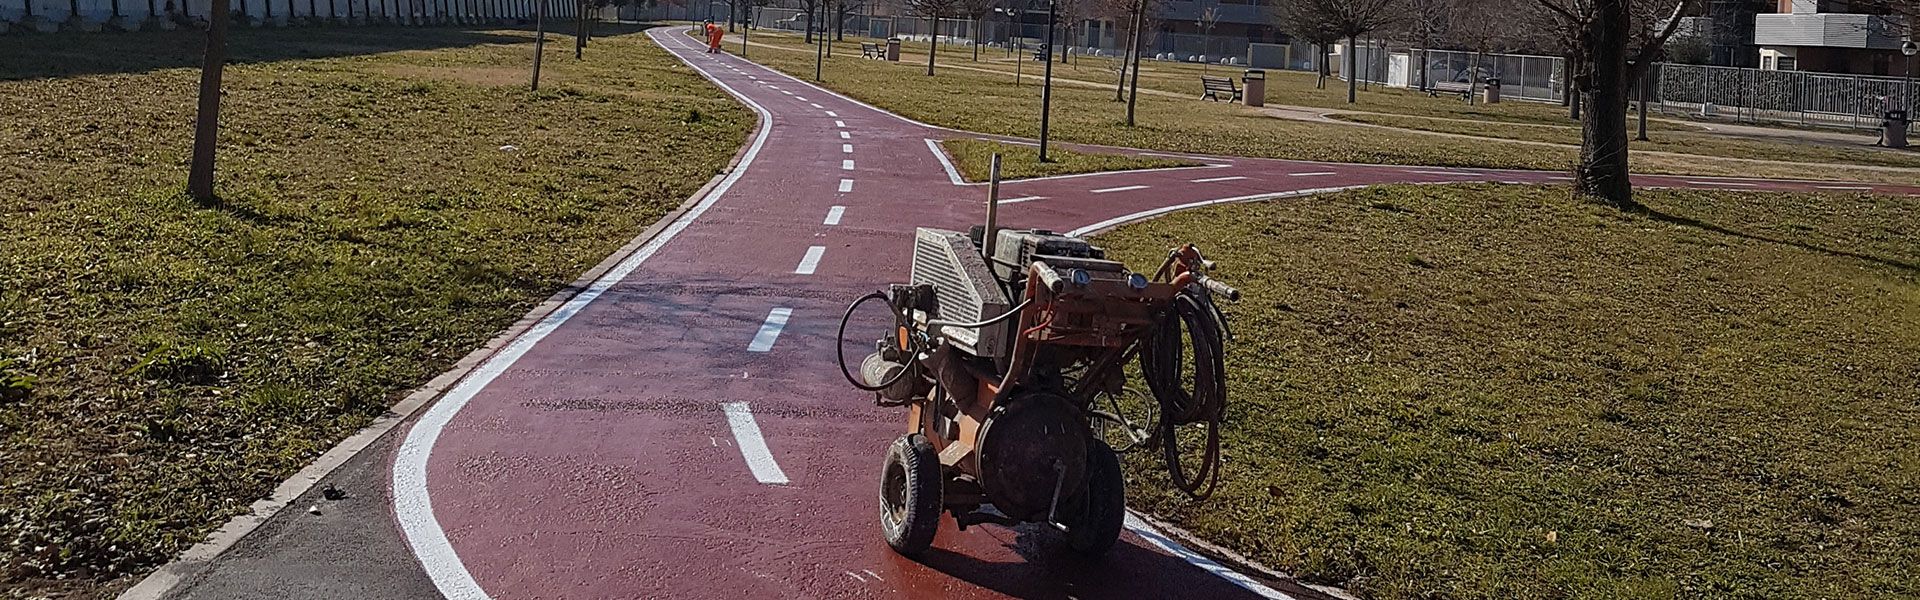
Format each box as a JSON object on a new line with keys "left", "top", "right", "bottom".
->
{"left": 1191, "top": 176, "right": 1249, "bottom": 183}
{"left": 1091, "top": 185, "right": 1150, "bottom": 194}
{"left": 838, "top": 178, "right": 854, "bottom": 193}
{"left": 834, "top": 120, "right": 847, "bottom": 128}
{"left": 1068, "top": 186, "right": 1373, "bottom": 237}
{"left": 1688, "top": 181, "right": 1756, "bottom": 186}
{"left": 1816, "top": 185, "right": 1874, "bottom": 190}
{"left": 863, "top": 569, "right": 884, "bottom": 581}
{"left": 825, "top": 110, "right": 838, "bottom": 117}
{"left": 1141, "top": 151, "right": 1218, "bottom": 161}
{"left": 747, "top": 307, "right": 793, "bottom": 352}
{"left": 1410, "top": 170, "right": 1473, "bottom": 176}
{"left": 999, "top": 163, "right": 1230, "bottom": 185}
{"left": 824, "top": 205, "right": 846, "bottom": 225}
{"left": 394, "top": 28, "right": 784, "bottom": 600}
{"left": 842, "top": 143, "right": 854, "bottom": 153}
{"left": 795, "top": 246, "right": 826, "bottom": 274}
{"left": 781, "top": 90, "right": 794, "bottom": 96}
{"left": 842, "top": 159, "right": 855, "bottom": 170}
{"left": 796, "top": 96, "right": 809, "bottom": 101}
{"left": 1124, "top": 515, "right": 1299, "bottom": 600}
{"left": 1000, "top": 196, "right": 1046, "bottom": 204}
{"left": 721, "top": 402, "right": 790, "bottom": 485}
{"left": 924, "top": 138, "right": 967, "bottom": 185}
{"left": 1289, "top": 172, "right": 1337, "bottom": 177}
{"left": 839, "top": 131, "right": 851, "bottom": 139}
{"left": 811, "top": 103, "right": 825, "bottom": 109}
{"left": 748, "top": 75, "right": 757, "bottom": 79}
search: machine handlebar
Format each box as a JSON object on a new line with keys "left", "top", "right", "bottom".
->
{"left": 1197, "top": 276, "right": 1240, "bottom": 302}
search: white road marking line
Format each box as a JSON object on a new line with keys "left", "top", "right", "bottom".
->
{"left": 1816, "top": 185, "right": 1873, "bottom": 190}
{"left": 1141, "top": 151, "right": 1220, "bottom": 161}
{"left": 721, "top": 402, "right": 790, "bottom": 485}
{"left": 781, "top": 90, "right": 794, "bottom": 96}
{"left": 824, "top": 205, "right": 846, "bottom": 225}
{"left": 1687, "top": 181, "right": 1756, "bottom": 187}
{"left": 747, "top": 307, "right": 792, "bottom": 352}
{"left": 1290, "top": 171, "right": 1337, "bottom": 177}
{"left": 748, "top": 75, "right": 757, "bottom": 79}
{"left": 839, "top": 131, "right": 850, "bottom": 139}
{"left": 796, "top": 96, "right": 809, "bottom": 101}
{"left": 846, "top": 571, "right": 866, "bottom": 583}
{"left": 395, "top": 30, "right": 785, "bottom": 600}
{"left": 1410, "top": 170, "right": 1473, "bottom": 176}
{"left": 834, "top": 120, "right": 847, "bottom": 128}
{"left": 1069, "top": 186, "right": 1375, "bottom": 237}
{"left": 842, "top": 159, "right": 855, "bottom": 170}
{"left": 1124, "top": 515, "right": 1300, "bottom": 599}
{"left": 842, "top": 144, "right": 854, "bottom": 153}
{"left": 1191, "top": 176, "right": 1248, "bottom": 183}
{"left": 924, "top": 138, "right": 967, "bottom": 185}
{"left": 838, "top": 179, "right": 854, "bottom": 193}
{"left": 811, "top": 103, "right": 824, "bottom": 109}
{"left": 999, "top": 196, "right": 1046, "bottom": 204}
{"left": 795, "top": 246, "right": 826, "bottom": 275}
{"left": 863, "top": 569, "right": 883, "bottom": 581}
{"left": 825, "top": 110, "right": 838, "bottom": 117}
{"left": 1546, "top": 176, "right": 1573, "bottom": 180}
{"left": 1091, "top": 185, "right": 1150, "bottom": 194}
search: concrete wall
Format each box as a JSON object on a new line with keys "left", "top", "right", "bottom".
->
{"left": 0, "top": 0, "right": 571, "bottom": 31}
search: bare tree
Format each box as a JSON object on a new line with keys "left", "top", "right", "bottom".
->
{"left": 1125, "top": 2, "right": 1162, "bottom": 125}
{"left": 1279, "top": 0, "right": 1403, "bottom": 103}
{"left": 835, "top": 0, "right": 865, "bottom": 39}
{"left": 1396, "top": 0, "right": 1454, "bottom": 91}
{"left": 906, "top": 0, "right": 961, "bottom": 75}
{"left": 960, "top": 0, "right": 998, "bottom": 60}
{"left": 1195, "top": 0, "right": 1219, "bottom": 73}
{"left": 187, "top": 0, "right": 231, "bottom": 201}
{"left": 1533, "top": 0, "right": 1695, "bottom": 207}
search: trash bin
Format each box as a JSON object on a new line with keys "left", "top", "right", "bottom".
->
{"left": 1242, "top": 69, "right": 1266, "bottom": 107}
{"left": 1886, "top": 110, "right": 1909, "bottom": 148}
{"left": 1483, "top": 78, "right": 1501, "bottom": 104}
{"left": 886, "top": 38, "right": 901, "bottom": 62}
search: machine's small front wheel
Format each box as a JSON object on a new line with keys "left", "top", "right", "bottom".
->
{"left": 880, "top": 433, "right": 943, "bottom": 556}
{"left": 1066, "top": 438, "right": 1126, "bottom": 556}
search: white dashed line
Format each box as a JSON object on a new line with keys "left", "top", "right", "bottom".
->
{"left": 1410, "top": 170, "right": 1473, "bottom": 176}
{"left": 811, "top": 103, "right": 824, "bottom": 109}
{"left": 795, "top": 246, "right": 826, "bottom": 275}
{"left": 721, "top": 402, "right": 789, "bottom": 485}
{"left": 1290, "top": 172, "right": 1337, "bottom": 177}
{"left": 838, "top": 179, "right": 854, "bottom": 193}
{"left": 825, "top": 111, "right": 838, "bottom": 117}
{"left": 839, "top": 131, "right": 850, "bottom": 139}
{"left": 1000, "top": 196, "right": 1046, "bottom": 204}
{"left": 1091, "top": 185, "right": 1149, "bottom": 194}
{"left": 824, "top": 205, "right": 846, "bottom": 225}
{"left": 842, "top": 144, "right": 854, "bottom": 153}
{"left": 796, "top": 96, "right": 809, "bottom": 101}
{"left": 781, "top": 90, "right": 794, "bottom": 96}
{"left": 1191, "top": 176, "right": 1248, "bottom": 183}
{"left": 842, "top": 159, "right": 855, "bottom": 170}
{"left": 1687, "top": 181, "right": 1756, "bottom": 187}
{"left": 834, "top": 120, "right": 847, "bottom": 128}
{"left": 747, "top": 308, "right": 792, "bottom": 353}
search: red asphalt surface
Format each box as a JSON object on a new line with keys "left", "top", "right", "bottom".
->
{"left": 393, "top": 27, "right": 1920, "bottom": 600}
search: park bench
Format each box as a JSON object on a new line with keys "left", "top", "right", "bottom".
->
{"left": 1032, "top": 44, "right": 1050, "bottom": 61}
{"left": 1427, "top": 81, "right": 1473, "bottom": 100}
{"left": 862, "top": 42, "right": 883, "bottom": 59}
{"left": 1200, "top": 75, "right": 1241, "bottom": 102}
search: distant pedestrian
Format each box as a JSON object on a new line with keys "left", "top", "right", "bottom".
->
{"left": 706, "top": 21, "right": 725, "bottom": 54}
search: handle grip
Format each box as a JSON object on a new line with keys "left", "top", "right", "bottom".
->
{"left": 1198, "top": 276, "right": 1240, "bottom": 302}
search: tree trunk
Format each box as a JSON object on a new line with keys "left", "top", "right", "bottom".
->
{"left": 1345, "top": 37, "right": 1357, "bottom": 103}
{"left": 1576, "top": 0, "right": 1634, "bottom": 207}
{"left": 1125, "top": 18, "right": 1142, "bottom": 126}
{"left": 1316, "top": 44, "right": 1329, "bottom": 89}
{"left": 574, "top": 0, "right": 585, "bottom": 59}
{"left": 927, "top": 16, "right": 937, "bottom": 76}
{"left": 1117, "top": 5, "right": 1138, "bottom": 102}
{"left": 531, "top": 0, "right": 547, "bottom": 90}
{"left": 187, "top": 0, "right": 231, "bottom": 201}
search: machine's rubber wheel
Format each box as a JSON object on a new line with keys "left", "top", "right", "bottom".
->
{"left": 879, "top": 433, "right": 943, "bottom": 556}
{"left": 1066, "top": 438, "right": 1126, "bottom": 556}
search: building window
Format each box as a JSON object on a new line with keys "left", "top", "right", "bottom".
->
{"left": 1764, "top": 56, "right": 1774, "bottom": 69}
{"left": 1777, "top": 56, "right": 1797, "bottom": 71}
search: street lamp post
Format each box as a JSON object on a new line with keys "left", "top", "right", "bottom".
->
{"left": 1903, "top": 41, "right": 1917, "bottom": 112}
{"left": 1039, "top": 0, "right": 1056, "bottom": 162}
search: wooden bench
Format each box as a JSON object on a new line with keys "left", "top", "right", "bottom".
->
{"left": 1200, "top": 75, "right": 1241, "bottom": 102}
{"left": 1427, "top": 81, "right": 1473, "bottom": 100}
{"left": 861, "top": 42, "right": 883, "bottom": 59}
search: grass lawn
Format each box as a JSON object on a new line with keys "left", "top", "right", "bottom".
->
{"left": 1094, "top": 184, "right": 1920, "bottom": 599}
{"left": 938, "top": 138, "right": 1200, "bottom": 181}
{"left": 0, "top": 25, "right": 750, "bottom": 597}
{"left": 726, "top": 32, "right": 1920, "bottom": 184}
{"left": 1333, "top": 113, "right": 1920, "bottom": 170}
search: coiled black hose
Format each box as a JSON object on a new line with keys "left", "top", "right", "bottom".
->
{"left": 1140, "top": 288, "right": 1229, "bottom": 500}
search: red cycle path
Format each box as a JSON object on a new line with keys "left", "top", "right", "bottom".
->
{"left": 394, "top": 27, "right": 1919, "bottom": 600}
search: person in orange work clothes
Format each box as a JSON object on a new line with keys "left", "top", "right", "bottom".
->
{"left": 706, "top": 21, "right": 725, "bottom": 54}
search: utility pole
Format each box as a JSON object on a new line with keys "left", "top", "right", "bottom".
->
{"left": 1038, "top": 0, "right": 1055, "bottom": 161}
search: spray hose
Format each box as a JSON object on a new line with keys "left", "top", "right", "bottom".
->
{"left": 1139, "top": 284, "right": 1232, "bottom": 500}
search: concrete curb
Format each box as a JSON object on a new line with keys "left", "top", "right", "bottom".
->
{"left": 114, "top": 51, "right": 761, "bottom": 599}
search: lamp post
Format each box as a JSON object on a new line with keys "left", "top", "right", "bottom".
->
{"left": 1038, "top": 0, "right": 1056, "bottom": 162}
{"left": 814, "top": 1, "right": 825, "bottom": 80}
{"left": 1903, "top": 41, "right": 1917, "bottom": 112}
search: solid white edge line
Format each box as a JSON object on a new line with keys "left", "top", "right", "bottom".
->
{"left": 1091, "top": 185, "right": 1150, "bottom": 194}
{"left": 795, "top": 246, "right": 826, "bottom": 274}
{"left": 925, "top": 138, "right": 968, "bottom": 186}
{"left": 1067, "top": 186, "right": 1373, "bottom": 237}
{"left": 993, "top": 163, "right": 1229, "bottom": 185}
{"left": 824, "top": 205, "right": 846, "bottom": 225}
{"left": 1289, "top": 172, "right": 1337, "bottom": 177}
{"left": 1816, "top": 185, "right": 1874, "bottom": 190}
{"left": 838, "top": 178, "right": 854, "bottom": 193}
{"left": 722, "top": 402, "right": 791, "bottom": 485}
{"left": 1687, "top": 181, "right": 1757, "bottom": 186}
{"left": 747, "top": 307, "right": 793, "bottom": 352}
{"left": 391, "top": 28, "right": 780, "bottom": 600}
{"left": 1124, "top": 515, "right": 1300, "bottom": 600}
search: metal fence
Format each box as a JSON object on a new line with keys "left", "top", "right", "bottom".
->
{"left": 1410, "top": 49, "right": 1566, "bottom": 103}
{"left": 1651, "top": 63, "right": 1918, "bottom": 129}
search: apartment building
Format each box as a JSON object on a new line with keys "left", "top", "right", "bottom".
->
{"left": 1755, "top": 0, "right": 1909, "bottom": 74}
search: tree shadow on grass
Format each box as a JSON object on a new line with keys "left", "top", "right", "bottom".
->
{"left": 0, "top": 21, "right": 661, "bottom": 80}
{"left": 1638, "top": 205, "right": 1920, "bottom": 274}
